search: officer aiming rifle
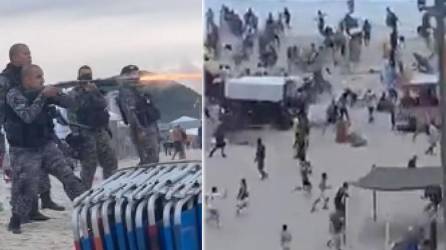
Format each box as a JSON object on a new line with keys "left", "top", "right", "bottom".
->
{"left": 52, "top": 75, "right": 140, "bottom": 90}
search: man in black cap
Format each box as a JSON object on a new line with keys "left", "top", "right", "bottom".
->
{"left": 116, "top": 65, "right": 161, "bottom": 164}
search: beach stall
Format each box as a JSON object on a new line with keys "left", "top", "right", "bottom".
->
{"left": 168, "top": 117, "right": 201, "bottom": 149}
{"left": 396, "top": 73, "right": 439, "bottom": 130}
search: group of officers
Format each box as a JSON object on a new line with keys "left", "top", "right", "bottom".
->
{"left": 0, "top": 43, "right": 161, "bottom": 234}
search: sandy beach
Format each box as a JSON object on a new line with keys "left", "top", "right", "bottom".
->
{"left": 204, "top": 1, "right": 445, "bottom": 249}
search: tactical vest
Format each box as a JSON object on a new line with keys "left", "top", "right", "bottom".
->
{"left": 117, "top": 86, "right": 160, "bottom": 127}
{"left": 76, "top": 90, "right": 109, "bottom": 128}
{"left": 5, "top": 89, "right": 55, "bottom": 148}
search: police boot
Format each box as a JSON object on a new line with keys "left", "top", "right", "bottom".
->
{"left": 41, "top": 191, "right": 65, "bottom": 211}
{"left": 29, "top": 199, "right": 50, "bottom": 221}
{"left": 8, "top": 214, "right": 22, "bottom": 234}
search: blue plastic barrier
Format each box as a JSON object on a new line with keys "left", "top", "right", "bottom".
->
{"left": 72, "top": 161, "right": 202, "bottom": 250}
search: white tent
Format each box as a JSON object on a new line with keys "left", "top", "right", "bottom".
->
{"left": 169, "top": 116, "right": 201, "bottom": 129}
{"left": 225, "top": 76, "right": 288, "bottom": 102}
{"left": 186, "top": 128, "right": 199, "bottom": 136}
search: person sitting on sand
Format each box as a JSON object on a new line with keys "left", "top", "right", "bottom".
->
{"left": 408, "top": 155, "right": 417, "bottom": 168}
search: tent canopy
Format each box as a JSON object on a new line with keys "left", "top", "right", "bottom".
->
{"left": 353, "top": 166, "right": 442, "bottom": 191}
{"left": 169, "top": 116, "right": 201, "bottom": 129}
{"left": 170, "top": 116, "right": 198, "bottom": 123}
{"left": 186, "top": 128, "right": 199, "bottom": 136}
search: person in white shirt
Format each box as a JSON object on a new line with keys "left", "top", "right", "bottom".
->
{"left": 206, "top": 186, "right": 226, "bottom": 228}
{"left": 364, "top": 89, "right": 377, "bottom": 123}
{"left": 311, "top": 172, "right": 332, "bottom": 212}
{"left": 425, "top": 121, "right": 440, "bottom": 155}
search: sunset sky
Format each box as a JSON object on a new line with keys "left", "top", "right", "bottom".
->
{"left": 0, "top": 0, "right": 202, "bottom": 93}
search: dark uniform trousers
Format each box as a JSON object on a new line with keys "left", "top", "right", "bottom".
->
{"left": 79, "top": 128, "right": 118, "bottom": 190}
{"left": 10, "top": 142, "right": 85, "bottom": 218}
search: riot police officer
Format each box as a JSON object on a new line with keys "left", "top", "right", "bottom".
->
{"left": 116, "top": 65, "right": 161, "bottom": 165}
{"left": 68, "top": 65, "right": 118, "bottom": 189}
{"left": 6, "top": 64, "right": 85, "bottom": 234}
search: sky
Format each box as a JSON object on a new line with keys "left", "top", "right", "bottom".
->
{"left": 0, "top": 0, "right": 203, "bottom": 93}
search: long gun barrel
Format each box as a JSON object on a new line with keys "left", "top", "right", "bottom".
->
{"left": 48, "top": 106, "right": 92, "bottom": 130}
{"left": 51, "top": 76, "right": 139, "bottom": 89}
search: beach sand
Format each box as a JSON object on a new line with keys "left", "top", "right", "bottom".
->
{"left": 205, "top": 3, "right": 445, "bottom": 249}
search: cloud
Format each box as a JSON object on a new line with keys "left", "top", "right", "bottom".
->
{"left": 0, "top": 0, "right": 202, "bottom": 93}
{"left": 0, "top": 0, "right": 202, "bottom": 19}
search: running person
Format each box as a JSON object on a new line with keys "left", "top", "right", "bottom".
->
{"left": 425, "top": 121, "right": 439, "bottom": 155}
{"left": 235, "top": 178, "right": 249, "bottom": 215}
{"left": 293, "top": 120, "right": 307, "bottom": 161}
{"left": 311, "top": 172, "right": 331, "bottom": 212}
{"left": 206, "top": 186, "right": 226, "bottom": 228}
{"left": 327, "top": 210, "right": 344, "bottom": 250}
{"left": 294, "top": 160, "right": 312, "bottom": 192}
{"left": 209, "top": 124, "right": 227, "bottom": 158}
{"left": 280, "top": 224, "right": 292, "bottom": 250}
{"left": 334, "top": 182, "right": 349, "bottom": 217}
{"left": 255, "top": 138, "right": 268, "bottom": 180}
{"left": 364, "top": 89, "right": 377, "bottom": 123}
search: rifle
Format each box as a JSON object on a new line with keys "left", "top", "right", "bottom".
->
{"left": 48, "top": 106, "right": 91, "bottom": 130}
{"left": 51, "top": 75, "right": 139, "bottom": 89}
